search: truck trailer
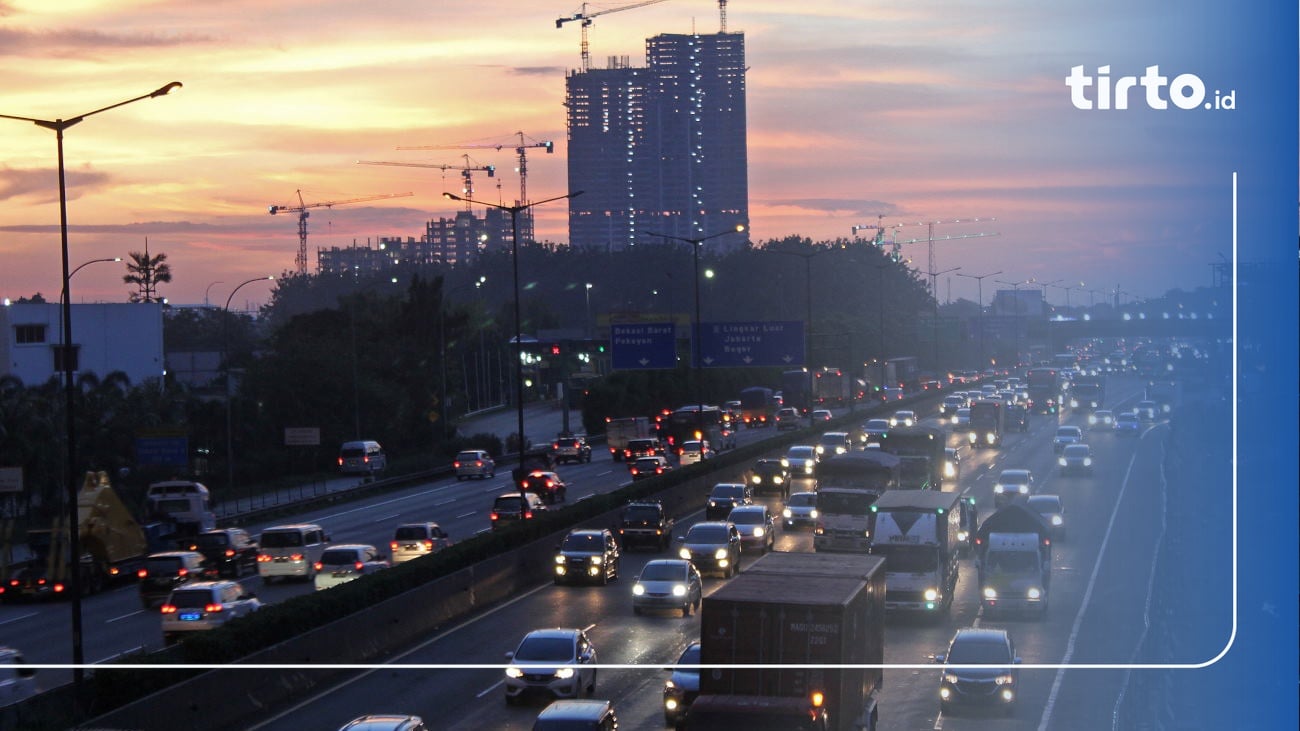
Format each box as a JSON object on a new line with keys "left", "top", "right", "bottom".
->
{"left": 876, "top": 425, "right": 947, "bottom": 489}
{"left": 604, "top": 416, "right": 654, "bottom": 461}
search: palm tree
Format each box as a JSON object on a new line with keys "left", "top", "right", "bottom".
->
{"left": 123, "top": 239, "right": 172, "bottom": 303}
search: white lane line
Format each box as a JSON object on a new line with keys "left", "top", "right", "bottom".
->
{"left": 373, "top": 513, "right": 401, "bottom": 523}
{"left": 484, "top": 486, "right": 501, "bottom": 494}
{"left": 576, "top": 493, "right": 594, "bottom": 502}
{"left": 107, "top": 610, "right": 144, "bottom": 624}
{"left": 436, "top": 498, "right": 457, "bottom": 506}
{"left": 95, "top": 645, "right": 146, "bottom": 664}
{"left": 315, "top": 481, "right": 464, "bottom": 522}
{"left": 476, "top": 679, "right": 504, "bottom": 698}
{"left": 0, "top": 611, "right": 38, "bottom": 627}
{"left": 475, "top": 528, "right": 490, "bottom": 535}
{"left": 457, "top": 511, "right": 477, "bottom": 519}
{"left": 597, "top": 470, "right": 612, "bottom": 476}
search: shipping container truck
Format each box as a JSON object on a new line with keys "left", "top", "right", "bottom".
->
{"left": 814, "top": 452, "right": 900, "bottom": 553}
{"left": 812, "top": 367, "right": 849, "bottom": 406}
{"left": 876, "top": 425, "right": 947, "bottom": 489}
{"left": 688, "top": 552, "right": 885, "bottom": 731}
{"left": 604, "top": 416, "right": 655, "bottom": 461}
{"left": 739, "top": 387, "right": 778, "bottom": 428}
{"left": 869, "top": 490, "right": 963, "bottom": 614}
{"left": 974, "top": 503, "right": 1053, "bottom": 619}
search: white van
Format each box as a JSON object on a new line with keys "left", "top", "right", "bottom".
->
{"left": 338, "top": 440, "right": 386, "bottom": 475}
{"left": 257, "top": 524, "right": 330, "bottom": 582}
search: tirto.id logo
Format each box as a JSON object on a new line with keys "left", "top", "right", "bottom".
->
{"left": 1066, "top": 65, "right": 1235, "bottom": 110}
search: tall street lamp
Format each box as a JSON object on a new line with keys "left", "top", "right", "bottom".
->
{"left": 957, "top": 270, "right": 1002, "bottom": 369}
{"left": 224, "top": 276, "right": 275, "bottom": 506}
{"left": 647, "top": 225, "right": 746, "bottom": 434}
{"left": 2, "top": 81, "right": 181, "bottom": 687}
{"left": 996, "top": 278, "right": 1031, "bottom": 369}
{"left": 584, "top": 282, "right": 594, "bottom": 340}
{"left": 765, "top": 245, "right": 823, "bottom": 427}
{"left": 439, "top": 276, "right": 486, "bottom": 441}
{"left": 1049, "top": 280, "right": 1084, "bottom": 313}
{"left": 924, "top": 265, "right": 961, "bottom": 377}
{"left": 444, "top": 190, "right": 582, "bottom": 459}
{"left": 65, "top": 257, "right": 123, "bottom": 293}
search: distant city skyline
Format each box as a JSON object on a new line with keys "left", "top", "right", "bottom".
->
{"left": 0, "top": 1, "right": 1273, "bottom": 309}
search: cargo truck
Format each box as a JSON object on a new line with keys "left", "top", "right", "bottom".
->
{"left": 781, "top": 369, "right": 811, "bottom": 414}
{"left": 869, "top": 490, "right": 962, "bottom": 614}
{"left": 974, "top": 503, "right": 1053, "bottom": 619}
{"left": 739, "top": 387, "right": 778, "bottom": 427}
{"left": 604, "top": 416, "right": 654, "bottom": 461}
{"left": 812, "top": 367, "right": 849, "bottom": 406}
{"left": 1068, "top": 375, "right": 1105, "bottom": 412}
{"left": 968, "top": 399, "right": 1005, "bottom": 448}
{"left": 813, "top": 452, "right": 900, "bottom": 553}
{"left": 876, "top": 425, "right": 947, "bottom": 489}
{"left": 1025, "top": 367, "right": 1062, "bottom": 415}
{"left": 687, "top": 552, "right": 885, "bottom": 731}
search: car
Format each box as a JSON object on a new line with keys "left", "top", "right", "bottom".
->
{"left": 532, "top": 699, "right": 619, "bottom": 730}
{"left": 781, "top": 445, "right": 819, "bottom": 479}
{"left": 503, "top": 628, "right": 598, "bottom": 704}
{"left": 677, "top": 440, "right": 714, "bottom": 466}
{"left": 943, "top": 447, "right": 961, "bottom": 482}
{"left": 1059, "top": 443, "right": 1094, "bottom": 476}
{"left": 617, "top": 500, "right": 675, "bottom": 552}
{"left": 663, "top": 641, "right": 702, "bottom": 725}
{"left": 941, "top": 394, "right": 966, "bottom": 416}
{"left": 890, "top": 410, "right": 917, "bottom": 428}
{"left": 815, "top": 431, "right": 852, "bottom": 457}
{"left": 950, "top": 408, "right": 971, "bottom": 430}
{"left": 490, "top": 492, "right": 548, "bottom": 530}
{"left": 811, "top": 409, "right": 834, "bottom": 422}
{"left": 1052, "top": 425, "right": 1084, "bottom": 452}
{"left": 715, "top": 426, "right": 738, "bottom": 451}
{"left": 257, "top": 523, "right": 330, "bottom": 582}
{"left": 1115, "top": 411, "right": 1141, "bottom": 436}
{"left": 727, "top": 505, "right": 776, "bottom": 554}
{"left": 1026, "top": 494, "right": 1067, "bottom": 541}
{"left": 860, "top": 418, "right": 891, "bottom": 445}
{"left": 677, "top": 521, "right": 742, "bottom": 578}
{"left": 781, "top": 491, "right": 818, "bottom": 530}
{"left": 453, "top": 449, "right": 496, "bottom": 480}
{"left": 313, "top": 544, "right": 389, "bottom": 591}
{"left": 705, "top": 482, "right": 753, "bottom": 521}
{"left": 747, "top": 458, "right": 790, "bottom": 498}
{"left": 137, "top": 551, "right": 207, "bottom": 609}
{"left": 336, "top": 715, "right": 428, "bottom": 731}
{"left": 160, "top": 580, "right": 261, "bottom": 645}
{"left": 0, "top": 647, "right": 39, "bottom": 708}
{"left": 389, "top": 522, "right": 453, "bottom": 564}
{"left": 629, "top": 455, "right": 673, "bottom": 481}
{"left": 519, "top": 470, "right": 568, "bottom": 504}
{"left": 554, "top": 529, "right": 621, "bottom": 585}
{"left": 935, "top": 627, "right": 1021, "bottom": 716}
{"left": 774, "top": 407, "right": 801, "bottom": 430}
{"left": 881, "top": 386, "right": 905, "bottom": 401}
{"left": 1088, "top": 409, "right": 1115, "bottom": 430}
{"left": 993, "top": 469, "right": 1035, "bottom": 507}
{"left": 1135, "top": 400, "right": 1158, "bottom": 421}
{"left": 1005, "top": 403, "right": 1028, "bottom": 432}
{"left": 184, "top": 528, "right": 259, "bottom": 579}
{"left": 338, "top": 440, "right": 386, "bottom": 476}
{"left": 551, "top": 435, "right": 592, "bottom": 465}
{"left": 622, "top": 437, "right": 665, "bottom": 462}
{"left": 632, "top": 559, "right": 702, "bottom": 617}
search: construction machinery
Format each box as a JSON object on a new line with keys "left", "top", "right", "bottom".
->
{"left": 268, "top": 189, "right": 413, "bottom": 275}
{"left": 556, "top": 1, "right": 672, "bottom": 73}
{"left": 357, "top": 156, "right": 496, "bottom": 211}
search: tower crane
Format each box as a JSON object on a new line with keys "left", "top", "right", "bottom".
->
{"left": 556, "top": 0, "right": 672, "bottom": 72}
{"left": 268, "top": 189, "right": 413, "bottom": 275}
{"left": 397, "top": 132, "right": 555, "bottom": 243}
{"left": 888, "top": 218, "right": 999, "bottom": 297}
{"left": 357, "top": 156, "right": 496, "bottom": 212}
{"left": 850, "top": 215, "right": 902, "bottom": 247}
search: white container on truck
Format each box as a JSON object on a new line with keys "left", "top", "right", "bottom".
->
{"left": 974, "top": 503, "right": 1054, "bottom": 619}
{"left": 869, "top": 490, "right": 963, "bottom": 614}
{"left": 813, "top": 452, "right": 900, "bottom": 553}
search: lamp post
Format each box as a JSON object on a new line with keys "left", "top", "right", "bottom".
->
{"left": 584, "top": 282, "right": 594, "bottom": 340}
{"left": 223, "top": 276, "right": 275, "bottom": 506}
{"left": 957, "top": 270, "right": 1002, "bottom": 369}
{"left": 444, "top": 190, "right": 582, "bottom": 458}
{"left": 996, "top": 278, "right": 1031, "bottom": 370}
{"left": 765, "top": 245, "right": 823, "bottom": 427}
{"left": 925, "top": 266, "right": 961, "bottom": 377}
{"left": 439, "top": 276, "right": 486, "bottom": 441}
{"left": 204, "top": 281, "right": 224, "bottom": 308}
{"left": 2, "top": 81, "right": 181, "bottom": 687}
{"left": 648, "top": 225, "right": 746, "bottom": 435}
{"left": 1048, "top": 280, "right": 1084, "bottom": 313}
{"left": 65, "top": 257, "right": 123, "bottom": 293}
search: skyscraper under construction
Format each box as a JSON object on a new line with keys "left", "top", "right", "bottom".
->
{"left": 565, "top": 31, "right": 749, "bottom": 252}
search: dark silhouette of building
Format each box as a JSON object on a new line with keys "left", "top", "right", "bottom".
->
{"left": 566, "top": 31, "right": 749, "bottom": 252}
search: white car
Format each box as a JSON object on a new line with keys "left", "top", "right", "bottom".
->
{"left": 1088, "top": 409, "right": 1115, "bottom": 430}
{"left": 890, "top": 410, "right": 917, "bottom": 428}
{"left": 1052, "top": 426, "right": 1085, "bottom": 452}
{"left": 781, "top": 491, "right": 819, "bottom": 530}
{"left": 313, "top": 544, "right": 389, "bottom": 591}
{"left": 677, "top": 440, "right": 714, "bottom": 465}
{"left": 0, "top": 647, "right": 38, "bottom": 708}
{"left": 390, "top": 522, "right": 454, "bottom": 564}
{"left": 504, "top": 628, "right": 598, "bottom": 704}
{"left": 781, "top": 445, "right": 819, "bottom": 478}
{"left": 993, "top": 469, "right": 1035, "bottom": 507}
{"left": 160, "top": 581, "right": 261, "bottom": 645}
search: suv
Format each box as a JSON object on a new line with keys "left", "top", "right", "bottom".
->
{"left": 1052, "top": 425, "right": 1084, "bottom": 452}
{"left": 504, "top": 628, "right": 598, "bottom": 704}
{"left": 936, "top": 628, "right": 1021, "bottom": 716}
{"left": 551, "top": 434, "right": 593, "bottom": 465}
{"left": 453, "top": 450, "right": 496, "bottom": 480}
{"left": 617, "top": 500, "right": 675, "bottom": 552}
{"left": 390, "top": 522, "right": 453, "bottom": 564}
{"left": 519, "top": 471, "right": 568, "bottom": 504}
{"left": 533, "top": 699, "right": 619, "bottom": 731}
{"left": 554, "top": 529, "right": 621, "bottom": 585}
{"left": 622, "top": 437, "right": 664, "bottom": 462}
{"left": 677, "top": 440, "right": 714, "bottom": 466}
{"left": 314, "top": 544, "right": 389, "bottom": 591}
{"left": 993, "top": 469, "right": 1035, "bottom": 507}
{"left": 676, "top": 521, "right": 743, "bottom": 578}
{"left": 774, "top": 407, "right": 801, "bottom": 430}
{"left": 138, "top": 551, "right": 207, "bottom": 609}
{"left": 630, "top": 455, "right": 672, "bottom": 481}
{"left": 705, "top": 483, "right": 753, "bottom": 521}
{"left": 490, "top": 492, "right": 548, "bottom": 530}
{"left": 160, "top": 580, "right": 260, "bottom": 645}
{"left": 662, "top": 642, "right": 702, "bottom": 725}
{"left": 747, "top": 458, "right": 790, "bottom": 498}
{"left": 185, "top": 528, "right": 258, "bottom": 579}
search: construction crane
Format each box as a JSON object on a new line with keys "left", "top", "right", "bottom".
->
{"left": 268, "top": 190, "right": 413, "bottom": 275}
{"left": 357, "top": 156, "right": 496, "bottom": 212}
{"left": 850, "top": 215, "right": 902, "bottom": 247}
{"left": 556, "top": 0, "right": 672, "bottom": 72}
{"left": 719, "top": 0, "right": 728, "bottom": 33}
{"left": 397, "top": 132, "right": 555, "bottom": 243}
{"left": 888, "top": 219, "right": 1000, "bottom": 297}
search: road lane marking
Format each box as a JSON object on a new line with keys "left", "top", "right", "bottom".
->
{"left": 95, "top": 645, "right": 146, "bottom": 664}
{"left": 457, "top": 511, "right": 477, "bottom": 519}
{"left": 436, "top": 498, "right": 457, "bottom": 506}
{"left": 476, "top": 679, "right": 504, "bottom": 698}
{"left": 475, "top": 528, "right": 490, "bottom": 535}
{"left": 483, "top": 486, "right": 500, "bottom": 493}
{"left": 107, "top": 610, "right": 144, "bottom": 623}
{"left": 597, "top": 470, "right": 612, "bottom": 476}
{"left": 373, "top": 513, "right": 401, "bottom": 523}
{"left": 0, "top": 611, "right": 38, "bottom": 627}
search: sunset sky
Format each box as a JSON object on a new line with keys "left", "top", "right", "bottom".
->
{"left": 0, "top": 0, "right": 1284, "bottom": 309}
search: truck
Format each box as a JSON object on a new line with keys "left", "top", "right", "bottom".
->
{"left": 1146, "top": 378, "right": 1180, "bottom": 415}
{"left": 662, "top": 405, "right": 725, "bottom": 451}
{"left": 1068, "top": 375, "right": 1105, "bottom": 412}
{"left": 813, "top": 452, "right": 900, "bottom": 553}
{"left": 2, "top": 471, "right": 191, "bottom": 600}
{"left": 687, "top": 551, "right": 884, "bottom": 731}
{"left": 781, "top": 369, "right": 811, "bottom": 414}
{"left": 876, "top": 425, "right": 947, "bottom": 489}
{"left": 812, "top": 367, "right": 849, "bottom": 407}
{"left": 142, "top": 480, "right": 216, "bottom": 536}
{"left": 869, "top": 490, "right": 963, "bottom": 614}
{"left": 862, "top": 360, "right": 897, "bottom": 400}
{"left": 974, "top": 503, "right": 1053, "bottom": 619}
{"left": 739, "top": 387, "right": 778, "bottom": 428}
{"left": 968, "top": 399, "right": 1004, "bottom": 449}
{"left": 604, "top": 416, "right": 654, "bottom": 461}
{"left": 1025, "top": 367, "right": 1062, "bottom": 415}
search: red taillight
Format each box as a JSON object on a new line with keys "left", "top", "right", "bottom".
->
{"left": 225, "top": 549, "right": 235, "bottom": 557}
{"left": 524, "top": 511, "right": 533, "bottom": 519}
{"left": 631, "top": 468, "right": 639, "bottom": 475}
{"left": 552, "top": 443, "right": 560, "bottom": 450}
{"left": 36, "top": 578, "right": 46, "bottom": 586}
{"left": 354, "top": 562, "right": 365, "bottom": 571}
{"left": 545, "top": 479, "right": 554, "bottom": 488}
{"left": 53, "top": 583, "right": 64, "bottom": 593}
{"left": 390, "top": 541, "right": 400, "bottom": 551}
{"left": 520, "top": 480, "right": 528, "bottom": 488}
{"left": 204, "top": 603, "right": 224, "bottom": 613}
{"left": 160, "top": 604, "right": 177, "bottom": 614}
{"left": 177, "top": 568, "right": 188, "bottom": 577}
{"left": 290, "top": 553, "right": 304, "bottom": 561}
{"left": 337, "top": 457, "right": 344, "bottom": 466}
{"left": 490, "top": 512, "right": 499, "bottom": 521}
{"left": 422, "top": 540, "right": 434, "bottom": 550}
{"left": 313, "top": 562, "right": 323, "bottom": 571}
{"left": 363, "top": 455, "right": 371, "bottom": 464}
{"left": 257, "top": 554, "right": 271, "bottom": 562}
{"left": 475, "top": 460, "right": 483, "bottom": 467}
{"left": 137, "top": 569, "right": 148, "bottom": 578}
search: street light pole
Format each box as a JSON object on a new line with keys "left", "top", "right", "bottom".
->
{"left": 584, "top": 282, "right": 594, "bottom": 340}
{"left": 223, "top": 276, "right": 274, "bottom": 507}
{"left": 765, "top": 245, "right": 820, "bottom": 427}
{"left": 2, "top": 81, "right": 181, "bottom": 689}
{"left": 957, "top": 270, "right": 1002, "bottom": 369}
{"left": 925, "top": 266, "right": 961, "bottom": 377}
{"left": 996, "top": 279, "right": 1031, "bottom": 370}
{"left": 445, "top": 191, "right": 582, "bottom": 459}
{"left": 439, "top": 276, "right": 486, "bottom": 441}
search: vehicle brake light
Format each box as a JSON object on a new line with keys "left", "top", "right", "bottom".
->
{"left": 453, "top": 461, "right": 462, "bottom": 468}
{"left": 138, "top": 569, "right": 148, "bottom": 578}
{"left": 177, "top": 568, "right": 188, "bottom": 577}
{"left": 225, "top": 549, "right": 235, "bottom": 557}
{"left": 475, "top": 460, "right": 483, "bottom": 467}
{"left": 53, "top": 583, "right": 64, "bottom": 593}
{"left": 390, "top": 542, "right": 400, "bottom": 551}
{"left": 160, "top": 604, "right": 177, "bottom": 614}
{"left": 545, "top": 480, "right": 554, "bottom": 488}
{"left": 423, "top": 540, "right": 434, "bottom": 550}
{"left": 355, "top": 562, "right": 365, "bottom": 571}
{"left": 524, "top": 511, "right": 533, "bottom": 519}
{"left": 257, "top": 554, "right": 271, "bottom": 562}
{"left": 290, "top": 553, "right": 304, "bottom": 561}
{"left": 490, "top": 512, "right": 499, "bottom": 521}
{"left": 337, "top": 457, "right": 344, "bottom": 467}
{"left": 313, "top": 562, "right": 323, "bottom": 571}
{"left": 204, "top": 603, "right": 224, "bottom": 613}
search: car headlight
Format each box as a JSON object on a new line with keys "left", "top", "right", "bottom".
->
{"left": 555, "top": 667, "right": 575, "bottom": 679}
{"left": 773, "top": 475, "right": 783, "bottom": 484}
{"left": 815, "top": 445, "right": 825, "bottom": 454}
{"left": 665, "top": 680, "right": 676, "bottom": 691}
{"left": 679, "top": 548, "right": 692, "bottom": 560}
{"left": 555, "top": 555, "right": 565, "bottom": 564}
{"left": 1088, "top": 415, "right": 1097, "bottom": 425}
{"left": 1162, "top": 404, "right": 1171, "bottom": 413}
{"left": 1059, "top": 457, "right": 1067, "bottom": 466}
{"left": 995, "top": 674, "right": 1016, "bottom": 686}
{"left": 1083, "top": 457, "right": 1092, "bottom": 466}
{"left": 994, "top": 484, "right": 1005, "bottom": 493}
{"left": 957, "top": 530, "right": 968, "bottom": 541}
{"left": 672, "top": 584, "right": 687, "bottom": 597}
{"left": 590, "top": 555, "right": 602, "bottom": 565}
{"left": 633, "top": 583, "right": 646, "bottom": 596}
{"left": 986, "top": 433, "right": 995, "bottom": 444}
{"left": 945, "top": 463, "right": 956, "bottom": 477}
{"left": 983, "top": 587, "right": 998, "bottom": 599}
{"left": 555, "top": 565, "right": 567, "bottom": 575}
{"left": 751, "top": 475, "right": 761, "bottom": 484}
{"left": 715, "top": 548, "right": 729, "bottom": 560}
{"left": 1027, "top": 587, "right": 1042, "bottom": 599}
{"left": 783, "top": 508, "right": 793, "bottom": 518}
{"left": 780, "top": 459, "right": 790, "bottom": 468}
{"left": 969, "top": 432, "right": 977, "bottom": 443}
{"left": 505, "top": 667, "right": 523, "bottom": 678}
{"left": 1018, "top": 485, "right": 1029, "bottom": 493}
{"left": 951, "top": 415, "right": 959, "bottom": 424}
{"left": 923, "top": 588, "right": 938, "bottom": 601}
{"left": 708, "top": 500, "right": 718, "bottom": 508}
{"left": 1051, "top": 515, "right": 1063, "bottom": 526}
{"left": 943, "top": 673, "right": 960, "bottom": 685}
{"left": 809, "top": 509, "right": 818, "bottom": 519}
{"left": 804, "top": 465, "right": 814, "bottom": 475}
{"left": 1070, "top": 399, "right": 1079, "bottom": 408}
{"left": 752, "top": 527, "right": 764, "bottom": 537}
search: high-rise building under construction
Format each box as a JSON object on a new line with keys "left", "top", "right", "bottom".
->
{"left": 565, "top": 31, "right": 749, "bottom": 252}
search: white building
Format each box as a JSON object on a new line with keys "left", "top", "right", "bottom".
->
{"left": 0, "top": 302, "right": 164, "bottom": 387}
